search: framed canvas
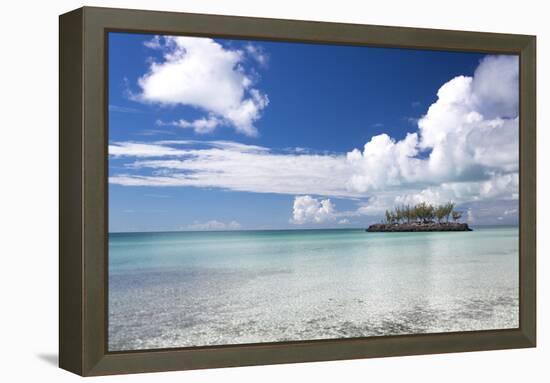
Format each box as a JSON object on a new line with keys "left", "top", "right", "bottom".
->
{"left": 59, "top": 6, "right": 536, "bottom": 376}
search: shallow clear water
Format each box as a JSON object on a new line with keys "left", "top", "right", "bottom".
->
{"left": 108, "top": 227, "right": 519, "bottom": 351}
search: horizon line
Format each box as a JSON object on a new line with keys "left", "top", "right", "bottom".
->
{"left": 109, "top": 224, "right": 519, "bottom": 235}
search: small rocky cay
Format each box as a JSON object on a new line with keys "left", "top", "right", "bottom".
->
{"left": 366, "top": 202, "right": 472, "bottom": 232}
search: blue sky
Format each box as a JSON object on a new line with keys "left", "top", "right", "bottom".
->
{"left": 108, "top": 32, "right": 519, "bottom": 232}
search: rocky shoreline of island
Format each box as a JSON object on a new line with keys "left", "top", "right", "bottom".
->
{"left": 366, "top": 222, "right": 472, "bottom": 232}
{"left": 366, "top": 201, "right": 472, "bottom": 233}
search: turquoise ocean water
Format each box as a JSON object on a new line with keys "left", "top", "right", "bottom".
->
{"left": 108, "top": 227, "right": 519, "bottom": 351}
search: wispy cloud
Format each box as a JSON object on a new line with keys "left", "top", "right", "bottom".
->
{"left": 109, "top": 104, "right": 141, "bottom": 113}
{"left": 109, "top": 142, "right": 189, "bottom": 157}
{"left": 135, "top": 129, "right": 177, "bottom": 137}
{"left": 110, "top": 140, "right": 354, "bottom": 197}
{"left": 404, "top": 116, "right": 419, "bottom": 125}
{"left": 157, "top": 117, "right": 221, "bottom": 134}
{"left": 245, "top": 43, "right": 269, "bottom": 67}
{"left": 185, "top": 220, "right": 241, "bottom": 231}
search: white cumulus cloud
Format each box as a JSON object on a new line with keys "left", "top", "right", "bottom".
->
{"left": 346, "top": 55, "right": 519, "bottom": 194}
{"left": 134, "top": 36, "right": 268, "bottom": 136}
{"left": 346, "top": 132, "right": 421, "bottom": 192}
{"left": 291, "top": 196, "right": 336, "bottom": 224}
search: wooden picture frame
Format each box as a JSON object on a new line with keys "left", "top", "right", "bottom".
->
{"left": 59, "top": 6, "right": 536, "bottom": 376}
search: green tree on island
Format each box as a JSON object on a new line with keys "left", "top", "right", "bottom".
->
{"left": 385, "top": 201, "right": 463, "bottom": 225}
{"left": 452, "top": 211, "right": 463, "bottom": 222}
{"left": 435, "top": 205, "right": 447, "bottom": 223}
